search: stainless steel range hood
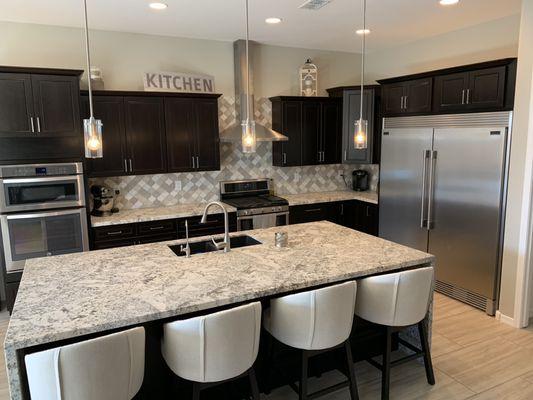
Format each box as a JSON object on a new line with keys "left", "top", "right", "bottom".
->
{"left": 220, "top": 40, "right": 288, "bottom": 143}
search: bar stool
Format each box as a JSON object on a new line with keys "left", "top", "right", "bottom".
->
{"left": 355, "top": 267, "right": 435, "bottom": 400}
{"left": 161, "top": 302, "right": 262, "bottom": 400}
{"left": 25, "top": 327, "right": 145, "bottom": 400}
{"left": 264, "top": 281, "right": 359, "bottom": 400}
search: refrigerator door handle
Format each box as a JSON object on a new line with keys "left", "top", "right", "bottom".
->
{"left": 427, "top": 150, "right": 438, "bottom": 230}
{"left": 420, "top": 150, "right": 431, "bottom": 228}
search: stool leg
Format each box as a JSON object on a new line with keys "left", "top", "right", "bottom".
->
{"left": 418, "top": 320, "right": 436, "bottom": 385}
{"left": 248, "top": 368, "right": 261, "bottom": 400}
{"left": 299, "top": 351, "right": 309, "bottom": 400}
{"left": 192, "top": 382, "right": 201, "bottom": 400}
{"left": 344, "top": 340, "right": 360, "bottom": 400}
{"left": 381, "top": 327, "right": 392, "bottom": 400}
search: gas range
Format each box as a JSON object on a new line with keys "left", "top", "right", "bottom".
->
{"left": 220, "top": 179, "right": 289, "bottom": 230}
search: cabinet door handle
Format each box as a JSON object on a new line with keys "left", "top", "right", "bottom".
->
{"left": 283, "top": 153, "right": 287, "bottom": 165}
{"left": 304, "top": 208, "right": 322, "bottom": 213}
{"left": 400, "top": 96, "right": 404, "bottom": 110}
{"left": 30, "top": 117, "right": 35, "bottom": 133}
{"left": 341, "top": 203, "right": 344, "bottom": 216}
{"left": 36, "top": 117, "right": 41, "bottom": 132}
{"left": 461, "top": 89, "right": 465, "bottom": 105}
{"left": 466, "top": 89, "right": 470, "bottom": 105}
{"left": 192, "top": 157, "right": 195, "bottom": 168}
{"left": 128, "top": 159, "right": 133, "bottom": 172}
{"left": 149, "top": 226, "right": 165, "bottom": 231}
{"left": 196, "top": 156, "right": 199, "bottom": 169}
{"left": 124, "top": 159, "right": 128, "bottom": 173}
{"left": 404, "top": 96, "right": 408, "bottom": 110}
{"left": 344, "top": 150, "right": 347, "bottom": 161}
{"left": 107, "top": 231, "right": 123, "bottom": 236}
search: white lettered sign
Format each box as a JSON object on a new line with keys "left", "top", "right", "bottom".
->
{"left": 143, "top": 71, "right": 215, "bottom": 94}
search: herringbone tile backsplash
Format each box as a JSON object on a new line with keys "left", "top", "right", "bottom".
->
{"left": 90, "top": 96, "right": 379, "bottom": 210}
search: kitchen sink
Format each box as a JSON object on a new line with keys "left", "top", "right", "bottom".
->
{"left": 169, "top": 235, "right": 262, "bottom": 257}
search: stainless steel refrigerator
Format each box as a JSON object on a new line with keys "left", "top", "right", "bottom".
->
{"left": 379, "top": 112, "right": 512, "bottom": 315}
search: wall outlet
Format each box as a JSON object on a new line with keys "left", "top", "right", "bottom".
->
{"left": 174, "top": 181, "right": 182, "bottom": 191}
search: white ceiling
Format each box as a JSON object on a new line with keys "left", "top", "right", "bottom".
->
{"left": 0, "top": 0, "right": 522, "bottom": 53}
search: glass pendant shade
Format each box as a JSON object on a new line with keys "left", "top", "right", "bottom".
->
{"left": 242, "top": 119, "right": 257, "bottom": 153}
{"left": 354, "top": 118, "right": 368, "bottom": 150}
{"left": 84, "top": 117, "right": 103, "bottom": 158}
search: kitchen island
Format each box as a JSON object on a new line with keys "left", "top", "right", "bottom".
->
{"left": 4, "top": 221, "right": 434, "bottom": 399}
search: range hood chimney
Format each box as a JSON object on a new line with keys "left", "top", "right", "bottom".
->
{"left": 219, "top": 39, "right": 288, "bottom": 143}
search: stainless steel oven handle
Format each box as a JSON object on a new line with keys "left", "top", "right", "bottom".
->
{"left": 420, "top": 150, "right": 430, "bottom": 228}
{"left": 5, "top": 208, "right": 85, "bottom": 220}
{"left": 1, "top": 175, "right": 82, "bottom": 184}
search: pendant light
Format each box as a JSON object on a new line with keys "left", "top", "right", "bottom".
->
{"left": 354, "top": 0, "right": 368, "bottom": 150}
{"left": 241, "top": 0, "right": 256, "bottom": 153}
{"left": 82, "top": 0, "right": 103, "bottom": 158}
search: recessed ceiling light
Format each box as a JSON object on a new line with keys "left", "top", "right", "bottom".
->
{"left": 149, "top": 2, "right": 168, "bottom": 10}
{"left": 439, "top": 0, "right": 459, "bottom": 5}
{"left": 265, "top": 17, "right": 282, "bottom": 24}
{"left": 356, "top": 29, "right": 371, "bottom": 35}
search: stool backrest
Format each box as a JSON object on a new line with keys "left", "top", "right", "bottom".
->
{"left": 355, "top": 267, "right": 434, "bottom": 327}
{"left": 269, "top": 281, "right": 357, "bottom": 350}
{"left": 25, "top": 327, "right": 145, "bottom": 400}
{"left": 162, "top": 301, "right": 261, "bottom": 383}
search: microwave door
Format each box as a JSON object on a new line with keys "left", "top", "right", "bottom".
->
{"left": 0, "top": 175, "right": 85, "bottom": 213}
{"left": 1, "top": 208, "right": 89, "bottom": 273}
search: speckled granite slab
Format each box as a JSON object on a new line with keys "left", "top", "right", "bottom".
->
{"left": 5, "top": 221, "right": 431, "bottom": 399}
{"left": 284, "top": 190, "right": 378, "bottom": 206}
{"left": 90, "top": 202, "right": 237, "bottom": 227}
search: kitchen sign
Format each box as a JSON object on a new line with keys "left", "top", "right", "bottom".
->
{"left": 143, "top": 71, "right": 215, "bottom": 94}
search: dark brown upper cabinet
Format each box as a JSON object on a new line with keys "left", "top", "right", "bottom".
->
{"left": 165, "top": 96, "right": 220, "bottom": 173}
{"left": 271, "top": 96, "right": 342, "bottom": 167}
{"left": 124, "top": 97, "right": 167, "bottom": 175}
{"left": 0, "top": 66, "right": 83, "bottom": 162}
{"left": 382, "top": 78, "right": 432, "bottom": 116}
{"left": 379, "top": 58, "right": 517, "bottom": 117}
{"left": 434, "top": 67, "right": 506, "bottom": 113}
{"left": 81, "top": 91, "right": 221, "bottom": 177}
{"left": 327, "top": 85, "right": 382, "bottom": 165}
{"left": 81, "top": 96, "right": 128, "bottom": 177}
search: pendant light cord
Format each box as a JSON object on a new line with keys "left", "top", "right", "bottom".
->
{"left": 359, "top": 0, "right": 366, "bottom": 119}
{"left": 245, "top": 0, "right": 251, "bottom": 124}
{"left": 83, "top": 0, "right": 94, "bottom": 119}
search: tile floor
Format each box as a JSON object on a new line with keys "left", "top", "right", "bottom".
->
{"left": 1, "top": 293, "right": 532, "bottom": 399}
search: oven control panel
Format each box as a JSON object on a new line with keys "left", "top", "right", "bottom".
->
{"left": 0, "top": 163, "right": 83, "bottom": 178}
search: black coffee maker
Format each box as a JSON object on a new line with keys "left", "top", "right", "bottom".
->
{"left": 352, "top": 170, "right": 369, "bottom": 191}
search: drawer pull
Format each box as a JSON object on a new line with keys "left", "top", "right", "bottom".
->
{"left": 149, "top": 226, "right": 165, "bottom": 231}
{"left": 304, "top": 208, "right": 322, "bottom": 213}
{"left": 106, "top": 231, "right": 123, "bottom": 236}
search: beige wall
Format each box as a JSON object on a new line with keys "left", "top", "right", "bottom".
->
{"left": 499, "top": 1, "right": 533, "bottom": 324}
{"left": 0, "top": 21, "right": 361, "bottom": 98}
{"left": 366, "top": 15, "right": 520, "bottom": 83}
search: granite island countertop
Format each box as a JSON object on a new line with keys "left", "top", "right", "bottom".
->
{"left": 5, "top": 221, "right": 430, "bottom": 399}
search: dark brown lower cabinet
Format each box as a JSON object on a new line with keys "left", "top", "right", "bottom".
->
{"left": 91, "top": 213, "right": 237, "bottom": 250}
{"left": 289, "top": 200, "right": 378, "bottom": 235}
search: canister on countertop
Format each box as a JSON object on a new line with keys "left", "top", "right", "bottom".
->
{"left": 275, "top": 232, "right": 288, "bottom": 248}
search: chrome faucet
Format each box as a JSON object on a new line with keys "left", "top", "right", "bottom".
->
{"left": 201, "top": 201, "right": 230, "bottom": 253}
{"left": 180, "top": 220, "right": 191, "bottom": 258}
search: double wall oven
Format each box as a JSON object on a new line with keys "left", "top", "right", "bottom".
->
{"left": 0, "top": 163, "right": 89, "bottom": 273}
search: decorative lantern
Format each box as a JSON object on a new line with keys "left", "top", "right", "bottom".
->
{"left": 300, "top": 59, "right": 318, "bottom": 97}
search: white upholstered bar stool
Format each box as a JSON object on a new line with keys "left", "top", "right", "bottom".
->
{"left": 25, "top": 327, "right": 145, "bottom": 400}
{"left": 161, "top": 301, "right": 262, "bottom": 400}
{"left": 355, "top": 267, "right": 435, "bottom": 400}
{"left": 264, "top": 281, "right": 359, "bottom": 400}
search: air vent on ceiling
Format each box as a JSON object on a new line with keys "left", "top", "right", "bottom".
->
{"left": 299, "top": 0, "right": 333, "bottom": 11}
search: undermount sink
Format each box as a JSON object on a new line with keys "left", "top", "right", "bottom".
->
{"left": 169, "top": 235, "right": 262, "bottom": 257}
